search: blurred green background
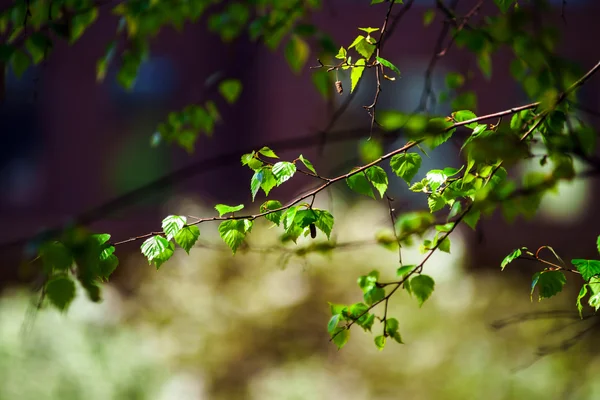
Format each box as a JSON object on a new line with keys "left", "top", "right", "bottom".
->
{"left": 1, "top": 196, "right": 598, "bottom": 400}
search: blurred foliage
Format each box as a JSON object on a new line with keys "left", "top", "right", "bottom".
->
{"left": 4, "top": 201, "right": 600, "bottom": 399}
{"left": 3, "top": 0, "right": 600, "bottom": 355}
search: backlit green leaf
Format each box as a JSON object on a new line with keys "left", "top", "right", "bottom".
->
{"left": 410, "top": 274, "right": 435, "bottom": 306}
{"left": 351, "top": 58, "right": 366, "bottom": 92}
{"left": 174, "top": 225, "right": 200, "bottom": 254}
{"left": 571, "top": 259, "right": 600, "bottom": 281}
{"left": 162, "top": 215, "right": 186, "bottom": 241}
{"left": 346, "top": 169, "right": 375, "bottom": 198}
{"left": 219, "top": 219, "right": 253, "bottom": 254}
{"left": 366, "top": 166, "right": 388, "bottom": 198}
{"left": 215, "top": 204, "right": 245, "bottom": 217}
{"left": 272, "top": 162, "right": 297, "bottom": 185}
{"left": 376, "top": 56, "right": 400, "bottom": 75}
{"left": 285, "top": 34, "right": 309, "bottom": 74}
{"left": 260, "top": 200, "right": 283, "bottom": 226}
{"left": 390, "top": 153, "right": 421, "bottom": 184}
{"left": 219, "top": 79, "right": 242, "bottom": 104}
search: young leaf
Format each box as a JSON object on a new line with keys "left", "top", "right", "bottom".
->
{"left": 218, "top": 79, "right": 242, "bottom": 104}
{"left": 376, "top": 56, "right": 400, "bottom": 76}
{"left": 99, "top": 246, "right": 119, "bottom": 279}
{"left": 258, "top": 146, "right": 278, "bottom": 158}
{"left": 571, "top": 259, "right": 600, "bottom": 281}
{"left": 397, "top": 265, "right": 416, "bottom": 277}
{"left": 331, "top": 327, "right": 349, "bottom": 349}
{"left": 46, "top": 276, "right": 76, "bottom": 312}
{"left": 141, "top": 235, "right": 174, "bottom": 269}
{"left": 364, "top": 287, "right": 385, "bottom": 305}
{"left": 463, "top": 209, "right": 481, "bottom": 230}
{"left": 427, "top": 193, "right": 446, "bottom": 212}
{"left": 597, "top": 235, "right": 600, "bottom": 255}
{"left": 366, "top": 166, "right": 388, "bottom": 198}
{"left": 346, "top": 170, "right": 375, "bottom": 198}
{"left": 328, "top": 314, "right": 341, "bottom": 333}
{"left": 219, "top": 219, "right": 252, "bottom": 254}
{"left": 285, "top": 34, "right": 309, "bottom": 74}
{"left": 298, "top": 154, "right": 317, "bottom": 174}
{"left": 215, "top": 204, "right": 244, "bottom": 217}
{"left": 313, "top": 209, "right": 334, "bottom": 239}
{"left": 374, "top": 335, "right": 386, "bottom": 350}
{"left": 162, "top": 215, "right": 187, "bottom": 241}
{"left": 390, "top": 153, "right": 422, "bottom": 184}
{"left": 174, "top": 225, "right": 200, "bottom": 254}
{"left": 438, "top": 237, "right": 451, "bottom": 253}
{"left": 385, "top": 317, "right": 403, "bottom": 344}
{"left": 40, "top": 241, "right": 73, "bottom": 272}
{"left": 410, "top": 274, "right": 435, "bottom": 306}
{"left": 501, "top": 248, "right": 523, "bottom": 270}
{"left": 260, "top": 200, "right": 283, "bottom": 225}
{"left": 453, "top": 110, "right": 478, "bottom": 128}
{"left": 533, "top": 271, "right": 566, "bottom": 301}
{"left": 350, "top": 58, "right": 366, "bottom": 92}
{"left": 272, "top": 162, "right": 297, "bottom": 185}
{"left": 251, "top": 167, "right": 276, "bottom": 200}
{"left": 577, "top": 284, "right": 588, "bottom": 317}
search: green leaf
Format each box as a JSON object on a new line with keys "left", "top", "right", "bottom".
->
{"left": 501, "top": 248, "right": 522, "bottom": 270}
{"left": 260, "top": 200, "right": 283, "bottom": 225}
{"left": 314, "top": 209, "right": 334, "bottom": 239}
{"left": 46, "top": 276, "right": 76, "bottom": 312}
{"left": 140, "top": 236, "right": 174, "bottom": 269}
{"left": 354, "top": 38, "right": 376, "bottom": 60}
{"left": 589, "top": 292, "right": 600, "bottom": 311}
{"left": 577, "top": 284, "right": 588, "bottom": 317}
{"left": 174, "top": 225, "right": 200, "bottom": 254}
{"left": 365, "top": 166, "right": 388, "bottom": 198}
{"left": 284, "top": 34, "right": 309, "bottom": 74}
{"left": 40, "top": 241, "right": 73, "bottom": 272}
{"left": 298, "top": 154, "right": 317, "bottom": 174}
{"left": 241, "top": 152, "right": 263, "bottom": 170}
{"left": 10, "top": 49, "right": 30, "bottom": 77}
{"left": 25, "top": 32, "right": 51, "bottom": 64}
{"left": 215, "top": 204, "right": 245, "bottom": 217}
{"left": 350, "top": 58, "right": 366, "bottom": 92}
{"left": 385, "top": 317, "right": 403, "bottom": 343}
{"left": 597, "top": 235, "right": 600, "bottom": 255}
{"left": 438, "top": 237, "right": 451, "bottom": 253}
{"left": 162, "top": 215, "right": 187, "bottom": 241}
{"left": 218, "top": 219, "right": 252, "bottom": 254}
{"left": 374, "top": 335, "right": 386, "bottom": 350}
{"left": 533, "top": 271, "right": 566, "bottom": 301}
{"left": 571, "top": 259, "right": 600, "bottom": 281}
{"left": 463, "top": 209, "right": 481, "bottom": 230}
{"left": 410, "top": 274, "right": 435, "bottom": 306}
{"left": 453, "top": 110, "right": 478, "bottom": 128}
{"left": 70, "top": 7, "right": 98, "bottom": 43}
{"left": 358, "top": 27, "right": 379, "bottom": 34}
{"left": 98, "top": 247, "right": 119, "bottom": 279}
{"left": 423, "top": 9, "right": 435, "bottom": 26}
{"left": 427, "top": 193, "right": 446, "bottom": 213}
{"left": 283, "top": 206, "right": 299, "bottom": 230}
{"left": 359, "top": 138, "right": 383, "bottom": 163}
{"left": 328, "top": 314, "right": 341, "bottom": 333}
{"left": 258, "top": 146, "right": 278, "bottom": 158}
{"left": 331, "top": 327, "right": 349, "bottom": 349}
{"left": 346, "top": 170, "right": 375, "bottom": 198}
{"left": 335, "top": 46, "right": 347, "bottom": 60}
{"left": 376, "top": 56, "right": 400, "bottom": 76}
{"left": 358, "top": 270, "right": 379, "bottom": 292}
{"left": 390, "top": 153, "right": 422, "bottom": 184}
{"left": 445, "top": 72, "right": 464, "bottom": 89}
{"left": 272, "top": 162, "right": 297, "bottom": 186}
{"left": 219, "top": 79, "right": 242, "bottom": 104}
{"left": 364, "top": 287, "right": 385, "bottom": 305}
{"left": 397, "top": 265, "right": 416, "bottom": 277}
